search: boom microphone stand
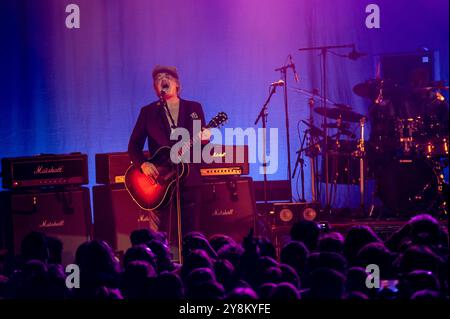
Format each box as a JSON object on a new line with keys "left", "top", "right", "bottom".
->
{"left": 160, "top": 90, "right": 183, "bottom": 264}
{"left": 255, "top": 83, "right": 279, "bottom": 203}
{"left": 298, "top": 44, "right": 354, "bottom": 213}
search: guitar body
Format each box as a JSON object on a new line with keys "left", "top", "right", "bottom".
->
{"left": 124, "top": 112, "right": 228, "bottom": 211}
{"left": 124, "top": 146, "right": 189, "bottom": 211}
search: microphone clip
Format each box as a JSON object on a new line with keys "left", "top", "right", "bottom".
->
{"left": 288, "top": 54, "right": 300, "bottom": 83}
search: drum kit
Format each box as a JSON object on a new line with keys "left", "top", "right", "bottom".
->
{"left": 294, "top": 79, "right": 449, "bottom": 217}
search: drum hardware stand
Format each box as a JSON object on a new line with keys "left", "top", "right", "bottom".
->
{"left": 356, "top": 117, "right": 367, "bottom": 216}
{"left": 298, "top": 44, "right": 354, "bottom": 214}
{"left": 255, "top": 83, "right": 279, "bottom": 204}
{"left": 295, "top": 132, "right": 340, "bottom": 204}
{"left": 308, "top": 96, "right": 318, "bottom": 202}
{"left": 292, "top": 127, "right": 308, "bottom": 202}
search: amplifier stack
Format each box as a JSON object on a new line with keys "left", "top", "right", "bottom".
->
{"left": 1, "top": 153, "right": 91, "bottom": 265}
{"left": 1, "top": 148, "right": 264, "bottom": 259}
{"left": 93, "top": 151, "right": 154, "bottom": 255}
{"left": 93, "top": 149, "right": 256, "bottom": 252}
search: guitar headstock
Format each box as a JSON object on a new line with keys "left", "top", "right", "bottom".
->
{"left": 207, "top": 112, "right": 228, "bottom": 129}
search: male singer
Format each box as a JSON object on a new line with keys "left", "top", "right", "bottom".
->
{"left": 128, "top": 65, "right": 210, "bottom": 259}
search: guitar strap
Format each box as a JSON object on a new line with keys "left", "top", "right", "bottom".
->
{"left": 161, "top": 98, "right": 178, "bottom": 131}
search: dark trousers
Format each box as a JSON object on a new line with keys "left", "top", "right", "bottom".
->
{"left": 155, "top": 182, "right": 203, "bottom": 261}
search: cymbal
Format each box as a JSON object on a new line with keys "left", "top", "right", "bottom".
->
{"left": 421, "top": 81, "right": 449, "bottom": 91}
{"left": 314, "top": 107, "right": 364, "bottom": 123}
{"left": 334, "top": 103, "right": 352, "bottom": 110}
{"left": 413, "top": 85, "right": 449, "bottom": 92}
{"left": 337, "top": 128, "right": 356, "bottom": 138}
{"left": 353, "top": 79, "right": 398, "bottom": 100}
{"left": 353, "top": 80, "right": 377, "bottom": 99}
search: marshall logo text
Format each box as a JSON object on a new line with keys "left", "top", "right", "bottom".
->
{"left": 39, "top": 219, "right": 65, "bottom": 228}
{"left": 34, "top": 165, "right": 64, "bottom": 175}
{"left": 212, "top": 209, "right": 235, "bottom": 216}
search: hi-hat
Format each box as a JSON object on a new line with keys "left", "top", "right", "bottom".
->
{"left": 337, "top": 127, "right": 356, "bottom": 138}
{"left": 314, "top": 107, "right": 364, "bottom": 122}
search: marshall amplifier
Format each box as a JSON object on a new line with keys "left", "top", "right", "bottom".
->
{"left": 93, "top": 183, "right": 156, "bottom": 254}
{"left": 199, "top": 144, "right": 249, "bottom": 177}
{"left": 195, "top": 176, "right": 256, "bottom": 243}
{"left": 95, "top": 151, "right": 150, "bottom": 184}
{"left": 0, "top": 187, "right": 92, "bottom": 265}
{"left": 1, "top": 153, "right": 88, "bottom": 189}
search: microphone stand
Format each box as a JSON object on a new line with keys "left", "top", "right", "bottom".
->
{"left": 298, "top": 44, "right": 354, "bottom": 214}
{"left": 175, "top": 147, "right": 182, "bottom": 264}
{"left": 160, "top": 92, "right": 183, "bottom": 264}
{"left": 274, "top": 64, "right": 295, "bottom": 202}
{"left": 255, "top": 85, "right": 278, "bottom": 204}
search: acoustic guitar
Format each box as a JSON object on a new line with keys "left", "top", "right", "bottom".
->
{"left": 124, "top": 112, "right": 228, "bottom": 210}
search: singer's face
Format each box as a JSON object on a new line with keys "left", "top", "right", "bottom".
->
{"left": 154, "top": 72, "right": 179, "bottom": 97}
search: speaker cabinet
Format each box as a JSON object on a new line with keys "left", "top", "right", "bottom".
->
{"left": 269, "top": 202, "right": 322, "bottom": 227}
{"left": 195, "top": 177, "right": 256, "bottom": 243}
{"left": 93, "top": 184, "right": 156, "bottom": 255}
{"left": 1, "top": 187, "right": 91, "bottom": 265}
{"left": 267, "top": 202, "right": 322, "bottom": 257}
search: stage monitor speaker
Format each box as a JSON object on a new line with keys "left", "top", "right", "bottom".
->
{"left": 269, "top": 202, "right": 322, "bottom": 227}
{"left": 2, "top": 187, "right": 92, "bottom": 265}
{"left": 268, "top": 202, "right": 322, "bottom": 257}
{"left": 196, "top": 177, "right": 256, "bottom": 243}
{"left": 93, "top": 184, "right": 156, "bottom": 255}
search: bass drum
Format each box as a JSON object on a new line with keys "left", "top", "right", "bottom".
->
{"left": 376, "top": 156, "right": 441, "bottom": 216}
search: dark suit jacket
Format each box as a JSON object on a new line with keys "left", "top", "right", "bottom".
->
{"left": 128, "top": 98, "right": 206, "bottom": 186}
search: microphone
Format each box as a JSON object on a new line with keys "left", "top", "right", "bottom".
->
{"left": 348, "top": 47, "right": 367, "bottom": 61}
{"left": 270, "top": 79, "right": 285, "bottom": 87}
{"left": 289, "top": 54, "right": 300, "bottom": 83}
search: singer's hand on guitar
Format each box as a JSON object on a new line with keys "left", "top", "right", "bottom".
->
{"left": 141, "top": 162, "right": 159, "bottom": 182}
{"left": 200, "top": 127, "right": 211, "bottom": 142}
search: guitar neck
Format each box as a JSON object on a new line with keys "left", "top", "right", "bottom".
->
{"left": 177, "top": 126, "right": 211, "bottom": 160}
